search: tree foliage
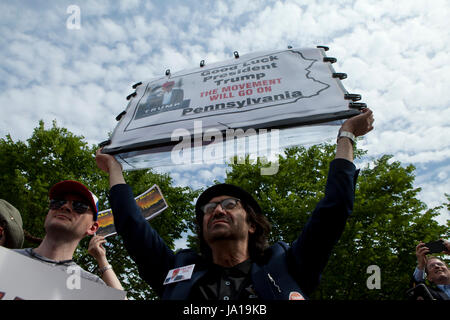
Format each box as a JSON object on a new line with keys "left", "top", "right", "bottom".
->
{"left": 223, "top": 144, "right": 448, "bottom": 300}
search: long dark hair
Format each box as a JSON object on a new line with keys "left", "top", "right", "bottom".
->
{"left": 196, "top": 201, "right": 271, "bottom": 261}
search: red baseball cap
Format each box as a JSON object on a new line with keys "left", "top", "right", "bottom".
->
{"left": 48, "top": 180, "right": 99, "bottom": 220}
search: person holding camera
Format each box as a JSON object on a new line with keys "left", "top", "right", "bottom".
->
{"left": 412, "top": 240, "right": 450, "bottom": 300}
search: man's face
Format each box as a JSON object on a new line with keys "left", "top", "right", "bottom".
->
{"left": 202, "top": 195, "right": 255, "bottom": 247}
{"left": 44, "top": 193, "right": 98, "bottom": 240}
{"left": 426, "top": 258, "right": 450, "bottom": 284}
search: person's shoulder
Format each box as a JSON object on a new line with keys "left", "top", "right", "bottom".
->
{"left": 257, "top": 241, "right": 291, "bottom": 264}
{"left": 267, "top": 241, "right": 291, "bottom": 251}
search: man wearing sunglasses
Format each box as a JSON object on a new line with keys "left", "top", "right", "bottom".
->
{"left": 96, "top": 108, "right": 374, "bottom": 300}
{"left": 14, "top": 180, "right": 106, "bottom": 286}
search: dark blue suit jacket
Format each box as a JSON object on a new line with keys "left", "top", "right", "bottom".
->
{"left": 109, "top": 158, "right": 358, "bottom": 300}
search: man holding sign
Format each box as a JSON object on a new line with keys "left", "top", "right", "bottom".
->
{"left": 96, "top": 108, "right": 374, "bottom": 300}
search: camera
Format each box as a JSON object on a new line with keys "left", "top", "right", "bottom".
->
{"left": 424, "top": 240, "right": 447, "bottom": 254}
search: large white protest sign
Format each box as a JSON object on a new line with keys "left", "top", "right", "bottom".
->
{"left": 102, "top": 47, "right": 362, "bottom": 158}
{"left": 0, "top": 247, "right": 126, "bottom": 300}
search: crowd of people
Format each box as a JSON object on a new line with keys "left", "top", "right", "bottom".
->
{"left": 1, "top": 107, "right": 448, "bottom": 300}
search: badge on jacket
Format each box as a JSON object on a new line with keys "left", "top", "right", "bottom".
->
{"left": 163, "top": 264, "right": 195, "bottom": 285}
{"left": 289, "top": 291, "right": 305, "bottom": 300}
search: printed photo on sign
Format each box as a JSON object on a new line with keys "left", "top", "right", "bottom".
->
{"left": 134, "top": 79, "right": 191, "bottom": 120}
{"left": 96, "top": 184, "right": 168, "bottom": 237}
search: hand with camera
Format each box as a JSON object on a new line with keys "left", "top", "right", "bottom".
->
{"left": 415, "top": 241, "right": 429, "bottom": 270}
{"left": 415, "top": 240, "right": 448, "bottom": 270}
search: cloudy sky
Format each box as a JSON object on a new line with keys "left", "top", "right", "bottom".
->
{"left": 1, "top": 0, "right": 448, "bottom": 232}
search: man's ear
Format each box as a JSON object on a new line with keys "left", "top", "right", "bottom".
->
{"left": 248, "top": 223, "right": 256, "bottom": 235}
{"left": 87, "top": 221, "right": 99, "bottom": 236}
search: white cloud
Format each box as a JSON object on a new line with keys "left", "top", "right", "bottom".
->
{"left": 198, "top": 169, "right": 214, "bottom": 181}
{"left": 437, "top": 171, "right": 447, "bottom": 181}
{"left": 81, "top": 0, "right": 114, "bottom": 16}
{"left": 119, "top": 0, "right": 141, "bottom": 12}
{"left": 98, "top": 18, "right": 128, "bottom": 43}
{"left": 415, "top": 167, "right": 450, "bottom": 226}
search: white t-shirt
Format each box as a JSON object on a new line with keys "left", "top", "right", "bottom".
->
{"left": 14, "top": 248, "right": 106, "bottom": 286}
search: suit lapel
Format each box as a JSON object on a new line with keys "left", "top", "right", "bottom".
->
{"left": 251, "top": 263, "right": 276, "bottom": 300}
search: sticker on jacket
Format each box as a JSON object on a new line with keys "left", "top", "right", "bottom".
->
{"left": 163, "top": 264, "right": 195, "bottom": 285}
{"left": 289, "top": 291, "right": 305, "bottom": 300}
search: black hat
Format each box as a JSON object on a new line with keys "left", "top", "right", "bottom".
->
{"left": 195, "top": 184, "right": 262, "bottom": 223}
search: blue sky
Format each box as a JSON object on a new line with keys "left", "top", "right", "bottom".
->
{"left": 1, "top": 0, "right": 448, "bottom": 235}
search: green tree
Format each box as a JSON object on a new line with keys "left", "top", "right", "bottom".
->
{"left": 223, "top": 144, "right": 448, "bottom": 300}
{"left": 0, "top": 120, "right": 198, "bottom": 300}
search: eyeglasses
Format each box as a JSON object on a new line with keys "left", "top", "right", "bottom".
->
{"left": 428, "top": 261, "right": 446, "bottom": 269}
{"left": 49, "top": 199, "right": 91, "bottom": 214}
{"left": 201, "top": 198, "right": 240, "bottom": 215}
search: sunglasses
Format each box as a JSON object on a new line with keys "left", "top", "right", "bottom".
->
{"left": 49, "top": 199, "right": 92, "bottom": 214}
{"left": 201, "top": 198, "right": 240, "bottom": 215}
